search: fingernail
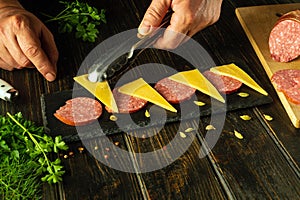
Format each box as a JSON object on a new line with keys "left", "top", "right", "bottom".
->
{"left": 138, "top": 25, "right": 151, "bottom": 36}
{"left": 45, "top": 73, "right": 56, "bottom": 82}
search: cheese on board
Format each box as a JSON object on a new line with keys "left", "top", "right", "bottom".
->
{"left": 210, "top": 63, "right": 268, "bottom": 96}
{"left": 118, "top": 78, "right": 177, "bottom": 112}
{"left": 73, "top": 74, "right": 118, "bottom": 112}
{"left": 169, "top": 69, "right": 225, "bottom": 103}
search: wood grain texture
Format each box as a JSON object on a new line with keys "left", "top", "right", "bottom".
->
{"left": 200, "top": 110, "right": 300, "bottom": 199}
{"left": 236, "top": 3, "right": 300, "bottom": 128}
{"left": 0, "top": 0, "right": 299, "bottom": 199}
{"left": 47, "top": 135, "right": 144, "bottom": 200}
{"left": 125, "top": 122, "right": 226, "bottom": 200}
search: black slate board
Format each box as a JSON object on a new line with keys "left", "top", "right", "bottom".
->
{"left": 41, "top": 76, "right": 273, "bottom": 143}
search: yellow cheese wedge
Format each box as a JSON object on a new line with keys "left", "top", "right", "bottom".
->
{"left": 118, "top": 78, "right": 177, "bottom": 113}
{"left": 169, "top": 69, "right": 225, "bottom": 103}
{"left": 73, "top": 74, "right": 118, "bottom": 112}
{"left": 210, "top": 63, "right": 268, "bottom": 96}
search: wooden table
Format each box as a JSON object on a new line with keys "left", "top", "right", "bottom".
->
{"left": 2, "top": 0, "right": 300, "bottom": 199}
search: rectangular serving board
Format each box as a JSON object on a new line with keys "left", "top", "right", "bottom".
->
{"left": 41, "top": 63, "right": 272, "bottom": 143}
{"left": 235, "top": 3, "right": 300, "bottom": 128}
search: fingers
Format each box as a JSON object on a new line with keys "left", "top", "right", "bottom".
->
{"left": 0, "top": 11, "right": 58, "bottom": 81}
{"left": 0, "top": 17, "right": 30, "bottom": 69}
{"left": 40, "top": 26, "right": 58, "bottom": 74}
{"left": 15, "top": 17, "right": 57, "bottom": 82}
{"left": 0, "top": 43, "right": 20, "bottom": 68}
{"left": 139, "top": 0, "right": 192, "bottom": 49}
{"left": 0, "top": 42, "right": 31, "bottom": 70}
{"left": 154, "top": 11, "right": 192, "bottom": 49}
{"left": 0, "top": 57, "right": 14, "bottom": 71}
{"left": 154, "top": 29, "right": 188, "bottom": 49}
{"left": 1, "top": 37, "right": 32, "bottom": 69}
{"left": 142, "top": 0, "right": 223, "bottom": 49}
{"left": 17, "top": 31, "right": 57, "bottom": 82}
{"left": 138, "top": 0, "right": 172, "bottom": 36}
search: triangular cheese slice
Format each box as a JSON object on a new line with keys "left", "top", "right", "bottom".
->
{"left": 118, "top": 78, "right": 177, "bottom": 112}
{"left": 168, "top": 69, "right": 225, "bottom": 103}
{"left": 210, "top": 63, "right": 268, "bottom": 96}
{"left": 73, "top": 74, "right": 118, "bottom": 112}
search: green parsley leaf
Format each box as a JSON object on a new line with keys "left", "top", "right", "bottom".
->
{"left": 43, "top": 0, "right": 106, "bottom": 42}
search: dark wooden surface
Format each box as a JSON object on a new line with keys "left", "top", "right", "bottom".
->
{"left": 1, "top": 0, "right": 300, "bottom": 199}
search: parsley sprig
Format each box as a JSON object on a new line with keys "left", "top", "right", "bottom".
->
{"left": 0, "top": 112, "right": 68, "bottom": 185}
{"left": 44, "top": 0, "right": 106, "bottom": 42}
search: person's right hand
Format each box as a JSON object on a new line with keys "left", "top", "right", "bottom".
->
{"left": 138, "top": 0, "right": 223, "bottom": 49}
{"left": 0, "top": 1, "right": 58, "bottom": 81}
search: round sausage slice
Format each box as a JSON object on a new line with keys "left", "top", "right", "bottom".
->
{"left": 271, "top": 69, "right": 300, "bottom": 104}
{"left": 268, "top": 10, "right": 300, "bottom": 62}
{"left": 54, "top": 97, "right": 102, "bottom": 126}
{"left": 154, "top": 78, "right": 196, "bottom": 104}
{"left": 105, "top": 88, "right": 148, "bottom": 113}
{"left": 271, "top": 69, "right": 300, "bottom": 91}
{"left": 284, "top": 86, "right": 300, "bottom": 104}
{"left": 203, "top": 71, "right": 242, "bottom": 94}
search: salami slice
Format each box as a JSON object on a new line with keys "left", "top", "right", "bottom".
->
{"left": 203, "top": 71, "right": 242, "bottom": 94}
{"left": 105, "top": 88, "right": 148, "bottom": 113}
{"left": 154, "top": 77, "right": 196, "bottom": 104}
{"left": 271, "top": 69, "right": 300, "bottom": 91}
{"left": 271, "top": 69, "right": 300, "bottom": 104}
{"left": 54, "top": 97, "right": 102, "bottom": 126}
{"left": 268, "top": 10, "right": 300, "bottom": 62}
{"left": 283, "top": 86, "right": 300, "bottom": 104}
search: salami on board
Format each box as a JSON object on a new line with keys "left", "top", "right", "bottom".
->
{"left": 268, "top": 10, "right": 300, "bottom": 62}
{"left": 105, "top": 88, "right": 148, "bottom": 113}
{"left": 154, "top": 77, "right": 196, "bottom": 104}
{"left": 271, "top": 69, "right": 300, "bottom": 104}
{"left": 54, "top": 97, "right": 102, "bottom": 126}
{"left": 203, "top": 71, "right": 242, "bottom": 94}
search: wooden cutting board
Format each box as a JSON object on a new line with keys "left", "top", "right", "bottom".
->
{"left": 236, "top": 3, "right": 300, "bottom": 128}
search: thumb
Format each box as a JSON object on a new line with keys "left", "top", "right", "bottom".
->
{"left": 138, "top": 0, "right": 171, "bottom": 36}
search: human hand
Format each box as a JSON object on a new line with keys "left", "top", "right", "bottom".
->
{"left": 138, "top": 0, "right": 223, "bottom": 49}
{"left": 0, "top": 1, "right": 58, "bottom": 81}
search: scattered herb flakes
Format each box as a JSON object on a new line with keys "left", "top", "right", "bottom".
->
{"left": 238, "top": 92, "right": 249, "bottom": 97}
{"left": 179, "top": 132, "right": 187, "bottom": 138}
{"left": 110, "top": 115, "right": 118, "bottom": 121}
{"left": 263, "top": 114, "right": 273, "bottom": 121}
{"left": 240, "top": 115, "right": 251, "bottom": 120}
{"left": 193, "top": 100, "right": 206, "bottom": 106}
{"left": 205, "top": 124, "right": 216, "bottom": 130}
{"left": 145, "top": 110, "right": 150, "bottom": 118}
{"left": 234, "top": 130, "right": 244, "bottom": 140}
{"left": 184, "top": 127, "right": 194, "bottom": 133}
